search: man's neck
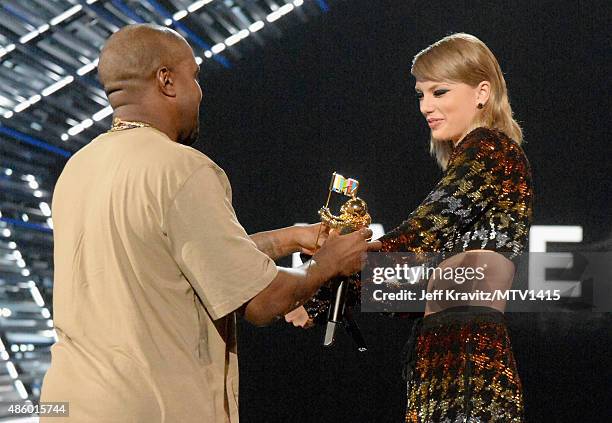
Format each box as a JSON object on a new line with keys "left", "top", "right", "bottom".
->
{"left": 112, "top": 106, "right": 178, "bottom": 142}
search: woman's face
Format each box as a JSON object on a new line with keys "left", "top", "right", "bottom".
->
{"left": 415, "top": 79, "right": 484, "bottom": 144}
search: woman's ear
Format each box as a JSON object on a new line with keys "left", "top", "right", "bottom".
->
{"left": 156, "top": 66, "right": 177, "bottom": 98}
{"left": 476, "top": 80, "right": 491, "bottom": 107}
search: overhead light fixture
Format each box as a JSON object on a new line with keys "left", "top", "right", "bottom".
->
{"left": 173, "top": 10, "right": 188, "bottom": 21}
{"left": 0, "top": 44, "right": 16, "bottom": 58}
{"left": 92, "top": 106, "right": 113, "bottom": 122}
{"left": 41, "top": 76, "right": 74, "bottom": 97}
{"left": 211, "top": 43, "right": 226, "bottom": 54}
{"left": 50, "top": 5, "right": 83, "bottom": 26}
{"left": 188, "top": 0, "right": 213, "bottom": 13}
{"left": 249, "top": 21, "right": 265, "bottom": 32}
{"left": 77, "top": 60, "right": 98, "bottom": 76}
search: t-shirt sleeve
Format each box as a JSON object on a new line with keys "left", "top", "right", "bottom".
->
{"left": 164, "top": 164, "right": 278, "bottom": 320}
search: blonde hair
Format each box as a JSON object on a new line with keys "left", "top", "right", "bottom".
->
{"left": 411, "top": 33, "right": 522, "bottom": 169}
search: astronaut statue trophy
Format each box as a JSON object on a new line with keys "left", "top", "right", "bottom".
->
{"left": 316, "top": 172, "right": 371, "bottom": 351}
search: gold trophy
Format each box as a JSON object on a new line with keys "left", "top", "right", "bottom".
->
{"left": 319, "top": 172, "right": 371, "bottom": 234}
{"left": 316, "top": 172, "right": 370, "bottom": 351}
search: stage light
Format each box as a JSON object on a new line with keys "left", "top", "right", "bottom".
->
{"left": 188, "top": 0, "right": 213, "bottom": 13}
{"left": 50, "top": 5, "right": 83, "bottom": 26}
{"left": 93, "top": 106, "right": 113, "bottom": 122}
{"left": 249, "top": 21, "right": 264, "bottom": 32}
{"left": 77, "top": 61, "right": 98, "bottom": 76}
{"left": 6, "top": 362, "right": 18, "bottom": 379}
{"left": 68, "top": 124, "right": 85, "bottom": 136}
{"left": 279, "top": 4, "right": 295, "bottom": 15}
{"left": 14, "top": 380, "right": 27, "bottom": 399}
{"left": 39, "top": 202, "right": 52, "bottom": 217}
{"left": 41, "top": 76, "right": 74, "bottom": 97}
{"left": 29, "top": 284, "right": 46, "bottom": 307}
{"left": 225, "top": 33, "right": 242, "bottom": 47}
{"left": 19, "top": 31, "right": 39, "bottom": 44}
{"left": 212, "top": 43, "right": 226, "bottom": 54}
{"left": 266, "top": 11, "right": 282, "bottom": 23}
{"left": 173, "top": 10, "right": 188, "bottom": 21}
{"left": 0, "top": 44, "right": 15, "bottom": 59}
{"left": 14, "top": 102, "right": 31, "bottom": 113}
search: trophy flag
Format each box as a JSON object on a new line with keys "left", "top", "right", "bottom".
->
{"left": 329, "top": 172, "right": 359, "bottom": 197}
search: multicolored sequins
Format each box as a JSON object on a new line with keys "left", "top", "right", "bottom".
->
{"left": 379, "top": 127, "right": 533, "bottom": 258}
{"left": 405, "top": 307, "right": 524, "bottom": 423}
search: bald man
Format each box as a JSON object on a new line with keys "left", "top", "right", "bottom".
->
{"left": 40, "top": 24, "right": 380, "bottom": 422}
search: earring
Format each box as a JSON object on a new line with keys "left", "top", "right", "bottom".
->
{"left": 477, "top": 103, "right": 484, "bottom": 109}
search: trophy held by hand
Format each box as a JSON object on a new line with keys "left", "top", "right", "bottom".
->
{"left": 311, "top": 172, "right": 371, "bottom": 351}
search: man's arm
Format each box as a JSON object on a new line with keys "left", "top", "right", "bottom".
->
{"left": 250, "top": 223, "right": 328, "bottom": 260}
{"left": 242, "top": 228, "right": 380, "bottom": 326}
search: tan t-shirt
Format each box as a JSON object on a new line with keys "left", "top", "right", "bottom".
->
{"left": 40, "top": 127, "right": 277, "bottom": 423}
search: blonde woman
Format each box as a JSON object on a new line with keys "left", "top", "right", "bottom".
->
{"left": 380, "top": 32, "right": 533, "bottom": 422}
{"left": 299, "top": 33, "right": 533, "bottom": 422}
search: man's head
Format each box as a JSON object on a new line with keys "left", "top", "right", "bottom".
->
{"left": 98, "top": 24, "right": 202, "bottom": 145}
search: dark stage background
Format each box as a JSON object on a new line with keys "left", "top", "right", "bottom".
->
{"left": 196, "top": 1, "right": 611, "bottom": 422}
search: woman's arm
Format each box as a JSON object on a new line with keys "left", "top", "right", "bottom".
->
{"left": 298, "top": 128, "right": 533, "bottom": 325}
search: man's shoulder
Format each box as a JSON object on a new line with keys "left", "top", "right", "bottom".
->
{"left": 104, "top": 127, "right": 221, "bottom": 173}
{"left": 134, "top": 128, "right": 217, "bottom": 169}
{"left": 165, "top": 142, "right": 218, "bottom": 172}
{"left": 62, "top": 128, "right": 225, "bottom": 189}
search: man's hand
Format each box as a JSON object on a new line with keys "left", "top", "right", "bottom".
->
{"left": 313, "top": 228, "right": 382, "bottom": 278}
{"left": 295, "top": 223, "right": 330, "bottom": 255}
{"left": 284, "top": 229, "right": 381, "bottom": 328}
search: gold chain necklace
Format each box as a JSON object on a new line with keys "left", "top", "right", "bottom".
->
{"left": 109, "top": 117, "right": 151, "bottom": 132}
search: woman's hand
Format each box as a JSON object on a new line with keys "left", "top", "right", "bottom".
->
{"left": 285, "top": 306, "right": 314, "bottom": 328}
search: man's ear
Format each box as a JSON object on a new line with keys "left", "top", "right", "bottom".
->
{"left": 156, "top": 66, "right": 177, "bottom": 97}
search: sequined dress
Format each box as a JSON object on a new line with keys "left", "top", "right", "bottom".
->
{"left": 306, "top": 126, "right": 533, "bottom": 422}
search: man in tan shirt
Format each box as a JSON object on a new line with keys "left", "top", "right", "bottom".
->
{"left": 40, "top": 24, "right": 380, "bottom": 422}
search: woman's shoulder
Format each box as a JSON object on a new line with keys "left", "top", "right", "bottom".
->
{"left": 450, "top": 127, "right": 529, "bottom": 168}
{"left": 458, "top": 127, "right": 518, "bottom": 150}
